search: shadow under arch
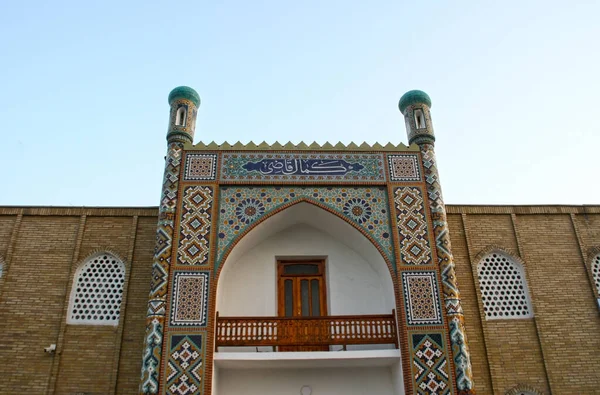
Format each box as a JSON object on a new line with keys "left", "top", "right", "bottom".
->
{"left": 214, "top": 196, "right": 396, "bottom": 284}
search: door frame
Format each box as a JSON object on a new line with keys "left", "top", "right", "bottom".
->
{"left": 276, "top": 259, "right": 328, "bottom": 318}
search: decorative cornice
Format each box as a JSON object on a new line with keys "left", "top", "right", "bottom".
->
{"left": 185, "top": 141, "right": 418, "bottom": 152}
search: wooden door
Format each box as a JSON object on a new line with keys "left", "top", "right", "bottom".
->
{"left": 277, "top": 260, "right": 328, "bottom": 351}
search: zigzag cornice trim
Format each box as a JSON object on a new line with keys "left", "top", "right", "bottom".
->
{"left": 185, "top": 140, "right": 419, "bottom": 152}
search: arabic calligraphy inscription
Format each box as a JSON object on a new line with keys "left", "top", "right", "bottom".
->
{"left": 221, "top": 153, "right": 385, "bottom": 182}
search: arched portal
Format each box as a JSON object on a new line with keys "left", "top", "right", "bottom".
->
{"left": 213, "top": 202, "right": 404, "bottom": 395}
{"left": 217, "top": 202, "right": 396, "bottom": 321}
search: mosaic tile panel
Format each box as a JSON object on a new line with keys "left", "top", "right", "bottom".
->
{"left": 166, "top": 334, "right": 204, "bottom": 395}
{"left": 184, "top": 153, "right": 217, "bottom": 181}
{"left": 216, "top": 186, "right": 395, "bottom": 271}
{"left": 140, "top": 317, "right": 163, "bottom": 394}
{"left": 388, "top": 154, "right": 421, "bottom": 181}
{"left": 450, "top": 316, "right": 474, "bottom": 393}
{"left": 421, "top": 143, "right": 474, "bottom": 393}
{"left": 394, "top": 186, "right": 432, "bottom": 265}
{"left": 170, "top": 271, "right": 209, "bottom": 327}
{"left": 142, "top": 142, "right": 184, "bottom": 394}
{"left": 177, "top": 186, "right": 213, "bottom": 266}
{"left": 411, "top": 333, "right": 450, "bottom": 395}
{"left": 220, "top": 153, "right": 386, "bottom": 182}
{"left": 402, "top": 271, "right": 442, "bottom": 325}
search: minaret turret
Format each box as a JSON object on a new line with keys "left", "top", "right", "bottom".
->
{"left": 399, "top": 90, "right": 476, "bottom": 394}
{"left": 167, "top": 86, "right": 200, "bottom": 144}
{"left": 399, "top": 90, "right": 434, "bottom": 146}
{"left": 140, "top": 86, "right": 200, "bottom": 394}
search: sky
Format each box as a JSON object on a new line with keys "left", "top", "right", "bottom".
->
{"left": 1, "top": 1, "right": 599, "bottom": 206}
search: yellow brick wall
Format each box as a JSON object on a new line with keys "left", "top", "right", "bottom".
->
{"left": 0, "top": 208, "right": 156, "bottom": 395}
{"left": 447, "top": 206, "right": 600, "bottom": 395}
{"left": 1, "top": 205, "right": 599, "bottom": 394}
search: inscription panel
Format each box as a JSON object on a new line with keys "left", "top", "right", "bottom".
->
{"left": 220, "top": 152, "right": 386, "bottom": 183}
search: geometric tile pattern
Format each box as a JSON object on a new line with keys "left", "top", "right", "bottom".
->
{"left": 411, "top": 333, "right": 450, "bottom": 395}
{"left": 402, "top": 271, "right": 443, "bottom": 326}
{"left": 421, "top": 143, "right": 474, "bottom": 393}
{"left": 220, "top": 152, "right": 386, "bottom": 183}
{"left": 394, "top": 186, "right": 432, "bottom": 265}
{"left": 177, "top": 186, "right": 213, "bottom": 266}
{"left": 166, "top": 334, "right": 204, "bottom": 395}
{"left": 388, "top": 154, "right": 421, "bottom": 181}
{"left": 140, "top": 317, "right": 163, "bottom": 394}
{"left": 216, "top": 186, "right": 395, "bottom": 272}
{"left": 184, "top": 153, "right": 217, "bottom": 181}
{"left": 450, "top": 317, "right": 474, "bottom": 393}
{"left": 142, "top": 142, "right": 184, "bottom": 394}
{"left": 170, "top": 271, "right": 210, "bottom": 327}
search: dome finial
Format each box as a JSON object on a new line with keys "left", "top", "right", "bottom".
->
{"left": 168, "top": 86, "right": 201, "bottom": 107}
{"left": 398, "top": 90, "right": 431, "bottom": 114}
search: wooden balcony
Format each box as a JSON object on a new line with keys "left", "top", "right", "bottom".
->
{"left": 215, "top": 311, "right": 398, "bottom": 351}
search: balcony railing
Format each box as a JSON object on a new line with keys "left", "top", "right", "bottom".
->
{"left": 215, "top": 310, "right": 398, "bottom": 351}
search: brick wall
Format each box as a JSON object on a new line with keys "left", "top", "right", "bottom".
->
{"left": 0, "top": 205, "right": 599, "bottom": 394}
{"left": 0, "top": 207, "right": 157, "bottom": 395}
{"left": 447, "top": 205, "right": 600, "bottom": 395}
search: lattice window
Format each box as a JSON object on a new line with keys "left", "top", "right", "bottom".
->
{"left": 477, "top": 252, "right": 533, "bottom": 320}
{"left": 592, "top": 254, "right": 600, "bottom": 296}
{"left": 68, "top": 253, "right": 126, "bottom": 325}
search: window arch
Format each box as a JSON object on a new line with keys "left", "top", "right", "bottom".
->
{"left": 592, "top": 253, "right": 600, "bottom": 296}
{"left": 68, "top": 252, "right": 126, "bottom": 325}
{"left": 0, "top": 255, "right": 4, "bottom": 279}
{"left": 175, "top": 105, "right": 187, "bottom": 126}
{"left": 477, "top": 250, "right": 533, "bottom": 320}
{"left": 505, "top": 384, "right": 544, "bottom": 395}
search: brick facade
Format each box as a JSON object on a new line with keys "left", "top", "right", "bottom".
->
{"left": 0, "top": 205, "right": 598, "bottom": 394}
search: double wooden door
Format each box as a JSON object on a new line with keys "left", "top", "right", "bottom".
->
{"left": 277, "top": 260, "right": 328, "bottom": 351}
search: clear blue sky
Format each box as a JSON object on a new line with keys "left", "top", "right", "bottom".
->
{"left": 1, "top": 1, "right": 598, "bottom": 206}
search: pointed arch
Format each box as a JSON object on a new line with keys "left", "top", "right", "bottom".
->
{"left": 0, "top": 255, "right": 4, "bottom": 279}
{"left": 67, "top": 250, "right": 127, "bottom": 325}
{"left": 475, "top": 246, "right": 533, "bottom": 320}
{"left": 215, "top": 197, "right": 396, "bottom": 283}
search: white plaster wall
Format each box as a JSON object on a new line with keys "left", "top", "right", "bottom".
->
{"left": 217, "top": 223, "right": 393, "bottom": 318}
{"left": 391, "top": 361, "right": 404, "bottom": 395}
{"left": 217, "top": 367, "right": 395, "bottom": 395}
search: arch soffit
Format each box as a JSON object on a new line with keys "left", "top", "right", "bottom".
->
{"left": 474, "top": 245, "right": 525, "bottom": 269}
{"left": 215, "top": 197, "right": 396, "bottom": 283}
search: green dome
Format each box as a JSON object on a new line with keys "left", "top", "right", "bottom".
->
{"left": 168, "top": 86, "right": 201, "bottom": 107}
{"left": 398, "top": 90, "right": 431, "bottom": 113}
